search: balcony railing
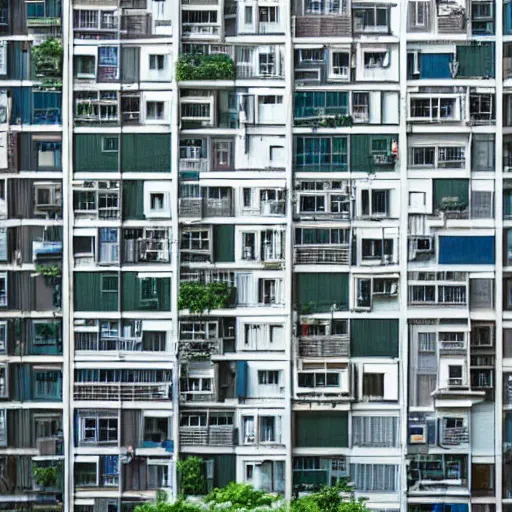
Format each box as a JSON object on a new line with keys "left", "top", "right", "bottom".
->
{"left": 293, "top": 14, "right": 352, "bottom": 38}
{"left": 442, "top": 426, "right": 469, "bottom": 445}
{"left": 182, "top": 24, "right": 220, "bottom": 36}
{"left": 298, "top": 335, "right": 350, "bottom": 357}
{"left": 179, "top": 339, "right": 222, "bottom": 358}
{"left": 239, "top": 200, "right": 286, "bottom": 217}
{"left": 439, "top": 340, "right": 466, "bottom": 353}
{"left": 75, "top": 333, "right": 143, "bottom": 352}
{"left": 74, "top": 383, "right": 171, "bottom": 401}
{"left": 182, "top": 0, "right": 218, "bottom": 4}
{"left": 123, "top": 238, "right": 170, "bottom": 263}
{"left": 179, "top": 158, "right": 208, "bottom": 173}
{"left": 437, "top": 12, "right": 466, "bottom": 33}
{"left": 179, "top": 197, "right": 233, "bottom": 218}
{"left": 179, "top": 426, "right": 236, "bottom": 446}
{"left": 294, "top": 246, "right": 350, "bottom": 265}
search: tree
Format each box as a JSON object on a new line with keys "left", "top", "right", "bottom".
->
{"left": 205, "top": 482, "right": 279, "bottom": 510}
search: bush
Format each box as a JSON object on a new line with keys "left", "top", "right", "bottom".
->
{"left": 176, "top": 54, "right": 235, "bottom": 81}
{"left": 206, "top": 482, "right": 278, "bottom": 510}
{"left": 178, "top": 281, "right": 232, "bottom": 313}
{"left": 177, "top": 457, "right": 208, "bottom": 496}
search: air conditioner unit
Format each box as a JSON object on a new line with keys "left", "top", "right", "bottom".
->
{"left": 409, "top": 423, "right": 427, "bottom": 444}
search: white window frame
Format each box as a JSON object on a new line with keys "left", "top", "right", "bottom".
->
{"left": 329, "top": 50, "right": 350, "bottom": 80}
{"left": 0, "top": 409, "right": 5, "bottom": 446}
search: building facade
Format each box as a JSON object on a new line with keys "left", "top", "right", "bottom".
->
{"left": 0, "top": 0, "right": 507, "bottom": 511}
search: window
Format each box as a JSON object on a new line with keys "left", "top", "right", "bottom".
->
{"left": 180, "top": 413, "right": 207, "bottom": 427}
{"left": 149, "top": 193, "right": 165, "bottom": 212}
{"left": 362, "top": 239, "right": 393, "bottom": 260}
{"left": 410, "top": 97, "right": 458, "bottom": 121}
{"left": 0, "top": 409, "right": 5, "bottom": 447}
{"left": 74, "top": 9, "right": 99, "bottom": 29}
{"left": 34, "top": 370, "right": 61, "bottom": 400}
{"left": 352, "top": 416, "right": 399, "bottom": 447}
{"left": 75, "top": 462, "right": 98, "bottom": 487}
{"left": 75, "top": 56, "right": 95, "bottom": 78}
{"left": 330, "top": 51, "right": 350, "bottom": 79}
{"left": 213, "top": 140, "right": 231, "bottom": 168}
{"left": 0, "top": 273, "right": 6, "bottom": 307}
{"left": 363, "top": 51, "right": 389, "bottom": 68}
{"left": 259, "top": 6, "right": 278, "bottom": 22}
{"left": 0, "top": 322, "right": 5, "bottom": 353}
{"left": 181, "top": 230, "right": 210, "bottom": 251}
{"left": 298, "top": 372, "right": 340, "bottom": 388}
{"left": 33, "top": 321, "right": 61, "bottom": 346}
{"left": 350, "top": 464, "right": 397, "bottom": 491}
{"left": 102, "top": 137, "right": 118, "bottom": 153}
{"left": 146, "top": 101, "right": 164, "bottom": 121}
{"left": 363, "top": 373, "right": 384, "bottom": 399}
{"left": 242, "top": 232, "right": 256, "bottom": 260}
{"left": 259, "top": 416, "right": 277, "bottom": 442}
{"left": 299, "top": 49, "right": 324, "bottom": 62}
{"left": 144, "top": 417, "right": 169, "bottom": 442}
{"left": 101, "top": 11, "right": 116, "bottom": 29}
{"left": 259, "top": 52, "right": 275, "bottom": 76}
{"left": 354, "top": 6, "right": 389, "bottom": 32}
{"left": 259, "top": 95, "right": 283, "bottom": 105}
{"left": 37, "top": 141, "right": 62, "bottom": 170}
{"left": 149, "top": 54, "right": 165, "bottom": 71}
{"left": 448, "top": 365, "right": 463, "bottom": 386}
{"left": 410, "top": 147, "right": 435, "bottom": 167}
{"left": 258, "top": 370, "right": 279, "bottom": 385}
{"left": 409, "top": 1, "right": 429, "bottom": 28}
{"left": 470, "top": 94, "right": 494, "bottom": 123}
{"left": 181, "top": 377, "right": 212, "bottom": 393}
{"left": 243, "top": 416, "right": 255, "bottom": 443}
{"left": 418, "top": 332, "right": 436, "bottom": 352}
{"left": 81, "top": 416, "right": 118, "bottom": 443}
{"left": 245, "top": 5, "right": 253, "bottom": 24}
{"left": 361, "top": 189, "right": 388, "bottom": 217}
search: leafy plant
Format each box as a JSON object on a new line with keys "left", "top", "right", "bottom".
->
{"left": 33, "top": 464, "right": 60, "bottom": 488}
{"left": 135, "top": 500, "right": 201, "bottom": 512}
{"left": 32, "top": 38, "right": 63, "bottom": 85}
{"left": 291, "top": 481, "right": 366, "bottom": 512}
{"left": 177, "top": 457, "right": 208, "bottom": 496}
{"left": 206, "top": 482, "right": 278, "bottom": 510}
{"left": 176, "top": 54, "right": 235, "bottom": 81}
{"left": 36, "top": 263, "right": 62, "bottom": 279}
{"left": 178, "top": 281, "right": 232, "bottom": 313}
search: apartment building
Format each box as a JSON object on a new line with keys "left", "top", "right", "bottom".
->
{"left": 0, "top": 0, "right": 508, "bottom": 510}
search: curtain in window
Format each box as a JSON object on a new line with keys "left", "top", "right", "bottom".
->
{"left": 350, "top": 464, "right": 397, "bottom": 491}
{"left": 352, "top": 416, "right": 399, "bottom": 447}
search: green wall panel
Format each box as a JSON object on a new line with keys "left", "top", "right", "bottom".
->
{"left": 213, "top": 225, "right": 235, "bottom": 262}
{"left": 74, "top": 272, "right": 118, "bottom": 312}
{"left": 122, "top": 181, "right": 145, "bottom": 220}
{"left": 350, "top": 319, "right": 399, "bottom": 357}
{"left": 121, "top": 272, "right": 171, "bottom": 312}
{"left": 74, "top": 134, "right": 119, "bottom": 172}
{"left": 121, "top": 134, "right": 171, "bottom": 173}
{"left": 296, "top": 273, "right": 349, "bottom": 312}
{"left": 294, "top": 411, "right": 349, "bottom": 447}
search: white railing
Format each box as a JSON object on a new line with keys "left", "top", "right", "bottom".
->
{"left": 74, "top": 382, "right": 171, "bottom": 401}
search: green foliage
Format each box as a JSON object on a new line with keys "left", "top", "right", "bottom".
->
{"left": 135, "top": 500, "right": 201, "bottom": 512}
{"left": 177, "top": 457, "right": 208, "bottom": 496}
{"left": 291, "top": 482, "right": 367, "bottom": 512}
{"left": 36, "top": 263, "right": 62, "bottom": 278}
{"left": 206, "top": 482, "right": 278, "bottom": 510}
{"left": 31, "top": 38, "right": 63, "bottom": 85}
{"left": 176, "top": 54, "right": 235, "bottom": 81}
{"left": 32, "top": 464, "right": 60, "bottom": 488}
{"left": 178, "top": 282, "right": 232, "bottom": 313}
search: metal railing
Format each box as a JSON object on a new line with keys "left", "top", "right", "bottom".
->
{"left": 294, "top": 246, "right": 350, "bottom": 265}
{"left": 179, "top": 426, "right": 236, "bottom": 446}
{"left": 74, "top": 383, "right": 170, "bottom": 401}
{"left": 298, "top": 335, "right": 350, "bottom": 357}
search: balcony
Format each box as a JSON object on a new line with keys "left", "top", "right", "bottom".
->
{"left": 179, "top": 339, "right": 222, "bottom": 359}
{"left": 294, "top": 245, "right": 349, "bottom": 265}
{"left": 293, "top": 10, "right": 351, "bottom": 38}
{"left": 75, "top": 333, "right": 143, "bottom": 352}
{"left": 179, "top": 197, "right": 233, "bottom": 218}
{"left": 75, "top": 98, "right": 118, "bottom": 125}
{"left": 123, "top": 238, "right": 170, "bottom": 264}
{"left": 179, "top": 158, "right": 209, "bottom": 174}
{"left": 182, "top": 24, "right": 220, "bottom": 37}
{"left": 298, "top": 335, "right": 350, "bottom": 358}
{"left": 179, "top": 426, "right": 236, "bottom": 446}
{"left": 74, "top": 383, "right": 171, "bottom": 401}
{"left": 240, "top": 200, "right": 286, "bottom": 217}
{"left": 437, "top": 6, "right": 466, "bottom": 33}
